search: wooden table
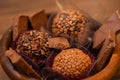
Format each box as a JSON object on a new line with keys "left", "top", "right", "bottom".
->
{"left": 0, "top": 0, "right": 120, "bottom": 80}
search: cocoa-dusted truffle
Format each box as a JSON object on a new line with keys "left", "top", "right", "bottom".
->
{"left": 52, "top": 10, "right": 88, "bottom": 43}
{"left": 16, "top": 30, "right": 50, "bottom": 62}
{"left": 52, "top": 48, "right": 92, "bottom": 80}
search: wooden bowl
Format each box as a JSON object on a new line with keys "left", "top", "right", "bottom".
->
{"left": 1, "top": 0, "right": 120, "bottom": 78}
{"left": 0, "top": 26, "right": 120, "bottom": 80}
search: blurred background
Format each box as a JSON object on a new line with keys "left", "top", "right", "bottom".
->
{"left": 0, "top": 0, "right": 120, "bottom": 80}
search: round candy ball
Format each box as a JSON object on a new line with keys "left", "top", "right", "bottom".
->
{"left": 52, "top": 48, "right": 92, "bottom": 80}
{"left": 16, "top": 30, "right": 50, "bottom": 62}
{"left": 52, "top": 10, "right": 88, "bottom": 43}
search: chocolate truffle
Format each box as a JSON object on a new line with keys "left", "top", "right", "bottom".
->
{"left": 52, "top": 10, "right": 88, "bottom": 43}
{"left": 52, "top": 48, "right": 92, "bottom": 80}
{"left": 16, "top": 30, "right": 50, "bottom": 62}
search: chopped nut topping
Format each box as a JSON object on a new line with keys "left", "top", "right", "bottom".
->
{"left": 52, "top": 10, "right": 88, "bottom": 43}
{"left": 52, "top": 48, "right": 92, "bottom": 79}
{"left": 16, "top": 30, "right": 50, "bottom": 62}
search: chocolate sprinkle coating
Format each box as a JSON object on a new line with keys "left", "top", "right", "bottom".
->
{"left": 16, "top": 30, "right": 50, "bottom": 62}
{"left": 52, "top": 48, "right": 92, "bottom": 80}
{"left": 52, "top": 10, "right": 88, "bottom": 43}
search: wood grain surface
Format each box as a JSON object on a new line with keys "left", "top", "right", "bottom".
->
{"left": 0, "top": 0, "right": 120, "bottom": 80}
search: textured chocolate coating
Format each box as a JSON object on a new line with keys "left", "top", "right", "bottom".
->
{"left": 52, "top": 48, "right": 92, "bottom": 80}
{"left": 52, "top": 10, "right": 99, "bottom": 46}
{"left": 52, "top": 10, "right": 88, "bottom": 43}
{"left": 16, "top": 30, "right": 50, "bottom": 62}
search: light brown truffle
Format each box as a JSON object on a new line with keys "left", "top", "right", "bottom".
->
{"left": 52, "top": 48, "right": 92, "bottom": 79}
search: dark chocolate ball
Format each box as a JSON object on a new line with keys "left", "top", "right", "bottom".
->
{"left": 16, "top": 30, "right": 50, "bottom": 61}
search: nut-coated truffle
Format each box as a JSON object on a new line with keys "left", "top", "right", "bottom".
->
{"left": 52, "top": 48, "right": 92, "bottom": 80}
{"left": 16, "top": 30, "right": 50, "bottom": 62}
{"left": 52, "top": 10, "right": 88, "bottom": 43}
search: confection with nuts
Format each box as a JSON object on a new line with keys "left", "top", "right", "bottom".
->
{"left": 52, "top": 10, "right": 89, "bottom": 43}
{"left": 11, "top": 9, "right": 98, "bottom": 80}
{"left": 52, "top": 48, "right": 92, "bottom": 80}
{"left": 16, "top": 30, "right": 51, "bottom": 63}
